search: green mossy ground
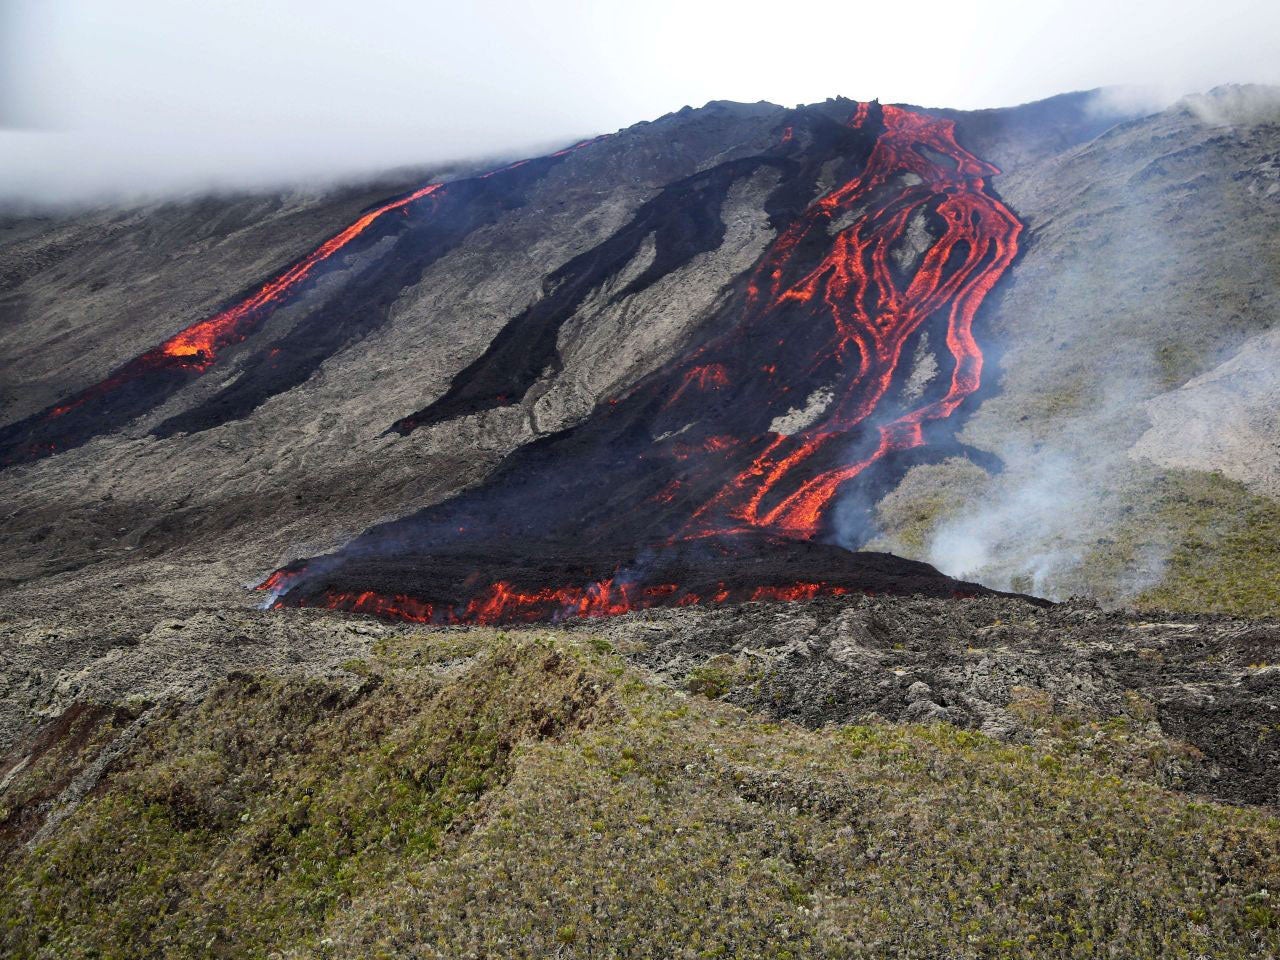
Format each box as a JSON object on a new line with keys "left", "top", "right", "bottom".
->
{"left": 869, "top": 457, "right": 992, "bottom": 555}
{"left": 3, "top": 630, "right": 1279, "bottom": 958}
{"left": 1077, "top": 468, "right": 1280, "bottom": 617}
{"left": 1134, "top": 472, "right": 1280, "bottom": 617}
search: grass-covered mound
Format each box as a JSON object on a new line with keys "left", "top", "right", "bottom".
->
{"left": 3, "top": 629, "right": 1278, "bottom": 958}
{"left": 1133, "top": 471, "right": 1280, "bottom": 617}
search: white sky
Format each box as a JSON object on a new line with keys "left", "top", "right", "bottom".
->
{"left": 3, "top": 0, "right": 1279, "bottom": 204}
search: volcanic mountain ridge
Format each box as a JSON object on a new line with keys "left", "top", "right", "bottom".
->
{"left": 2, "top": 85, "right": 1279, "bottom": 729}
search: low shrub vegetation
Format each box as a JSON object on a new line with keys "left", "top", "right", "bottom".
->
{"left": 1135, "top": 471, "right": 1280, "bottom": 617}
{"left": 2, "top": 631, "right": 1278, "bottom": 958}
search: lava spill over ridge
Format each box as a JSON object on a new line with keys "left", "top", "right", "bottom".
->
{"left": 267, "top": 101, "right": 1023, "bottom": 625}
{"left": 682, "top": 104, "right": 1020, "bottom": 540}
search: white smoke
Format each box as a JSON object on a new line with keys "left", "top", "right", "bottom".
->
{"left": 1181, "top": 84, "right": 1280, "bottom": 127}
{"left": 1083, "top": 85, "right": 1180, "bottom": 120}
{"left": 925, "top": 451, "right": 1076, "bottom": 595}
{"left": 919, "top": 83, "right": 1280, "bottom": 602}
{"left": 924, "top": 364, "right": 1170, "bottom": 602}
{"left": 925, "top": 445, "right": 1166, "bottom": 600}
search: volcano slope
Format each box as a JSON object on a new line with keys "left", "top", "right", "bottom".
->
{"left": 3, "top": 99, "right": 1030, "bottom": 626}
{"left": 4, "top": 88, "right": 1280, "bottom": 956}
{"left": 2, "top": 86, "right": 1279, "bottom": 744}
{"left": 258, "top": 101, "right": 1027, "bottom": 624}
{"left": 870, "top": 85, "right": 1280, "bottom": 609}
{"left": 5, "top": 88, "right": 1279, "bottom": 638}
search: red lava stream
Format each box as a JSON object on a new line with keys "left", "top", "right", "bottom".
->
{"left": 265, "top": 102, "right": 1023, "bottom": 626}
{"left": 683, "top": 104, "right": 1021, "bottom": 540}
{"left": 281, "top": 580, "right": 852, "bottom": 627}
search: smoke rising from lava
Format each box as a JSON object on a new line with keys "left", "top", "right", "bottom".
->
{"left": 914, "top": 86, "right": 1280, "bottom": 600}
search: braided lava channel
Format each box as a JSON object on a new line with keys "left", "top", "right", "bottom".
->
{"left": 267, "top": 101, "right": 1024, "bottom": 625}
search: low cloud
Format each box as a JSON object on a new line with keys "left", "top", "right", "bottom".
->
{"left": 4, "top": 0, "right": 1279, "bottom": 207}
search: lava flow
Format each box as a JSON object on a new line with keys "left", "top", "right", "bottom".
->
{"left": 683, "top": 103, "right": 1021, "bottom": 540}
{"left": 278, "top": 579, "right": 853, "bottom": 627}
{"left": 0, "top": 137, "right": 607, "bottom": 468}
{"left": 268, "top": 100, "right": 1023, "bottom": 627}
{"left": 0, "top": 184, "right": 441, "bottom": 467}
{"left": 29, "top": 184, "right": 441, "bottom": 426}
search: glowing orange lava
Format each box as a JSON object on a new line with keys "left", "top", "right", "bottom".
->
{"left": 43, "top": 184, "right": 444, "bottom": 423}
{"left": 160, "top": 186, "right": 443, "bottom": 364}
{"left": 684, "top": 103, "right": 1020, "bottom": 539}
{"left": 274, "top": 576, "right": 856, "bottom": 625}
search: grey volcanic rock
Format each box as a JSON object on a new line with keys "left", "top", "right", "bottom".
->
{"left": 0, "top": 101, "right": 792, "bottom": 595}
{"left": 1133, "top": 325, "right": 1280, "bottom": 496}
{"left": 591, "top": 594, "right": 1280, "bottom": 806}
{"left": 905, "top": 680, "right": 934, "bottom": 702}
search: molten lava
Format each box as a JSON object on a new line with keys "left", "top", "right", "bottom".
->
{"left": 683, "top": 104, "right": 1020, "bottom": 540}
{"left": 267, "top": 101, "right": 1022, "bottom": 627}
{"left": 270, "top": 578, "right": 855, "bottom": 626}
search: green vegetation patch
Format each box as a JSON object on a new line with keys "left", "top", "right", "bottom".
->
{"left": 1073, "top": 468, "right": 1280, "bottom": 617}
{"left": 686, "top": 654, "right": 760, "bottom": 700}
{"left": 1135, "top": 471, "right": 1280, "bottom": 617}
{"left": 3, "top": 631, "right": 1279, "bottom": 958}
{"left": 870, "top": 457, "right": 993, "bottom": 555}
{"left": 0, "top": 702, "right": 140, "bottom": 854}
{"left": 1, "top": 634, "right": 612, "bottom": 958}
{"left": 340, "top": 682, "right": 1280, "bottom": 959}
